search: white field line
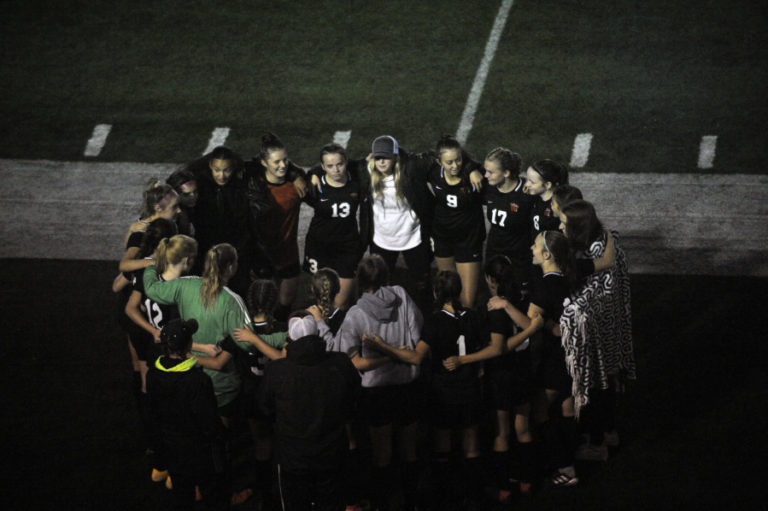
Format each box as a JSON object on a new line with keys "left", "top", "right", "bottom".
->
{"left": 456, "top": 0, "right": 514, "bottom": 145}
{"left": 698, "top": 135, "right": 717, "bottom": 169}
{"left": 570, "top": 133, "right": 593, "bottom": 168}
{"left": 333, "top": 130, "right": 352, "bottom": 148}
{"left": 203, "top": 127, "right": 231, "bottom": 155}
{"left": 83, "top": 124, "right": 112, "bottom": 157}
{"left": 2, "top": 159, "right": 768, "bottom": 275}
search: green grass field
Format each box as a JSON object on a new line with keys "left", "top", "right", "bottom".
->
{"left": 2, "top": 0, "right": 767, "bottom": 172}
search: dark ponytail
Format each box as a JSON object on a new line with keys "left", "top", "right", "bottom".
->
{"left": 541, "top": 230, "right": 578, "bottom": 291}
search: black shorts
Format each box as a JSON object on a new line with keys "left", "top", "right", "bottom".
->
{"left": 217, "top": 391, "right": 242, "bottom": 421}
{"left": 486, "top": 355, "right": 535, "bottom": 412}
{"left": 427, "top": 386, "right": 482, "bottom": 429}
{"left": 360, "top": 381, "right": 421, "bottom": 428}
{"left": 304, "top": 238, "right": 360, "bottom": 279}
{"left": 371, "top": 240, "right": 432, "bottom": 277}
{"left": 128, "top": 328, "right": 154, "bottom": 362}
{"left": 432, "top": 223, "right": 485, "bottom": 263}
{"left": 537, "top": 341, "right": 572, "bottom": 396}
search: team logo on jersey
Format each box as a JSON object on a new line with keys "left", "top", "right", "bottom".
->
{"left": 350, "top": 192, "right": 358, "bottom": 199}
{"left": 509, "top": 203, "right": 519, "bottom": 212}
{"left": 544, "top": 208, "right": 551, "bottom": 216}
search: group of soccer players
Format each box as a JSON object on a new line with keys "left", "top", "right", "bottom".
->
{"left": 115, "top": 132, "right": 635, "bottom": 510}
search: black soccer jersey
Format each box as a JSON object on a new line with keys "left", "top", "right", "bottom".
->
{"left": 325, "top": 307, "right": 347, "bottom": 337}
{"left": 429, "top": 167, "right": 485, "bottom": 238}
{"left": 484, "top": 178, "right": 536, "bottom": 260}
{"left": 531, "top": 196, "right": 560, "bottom": 234}
{"left": 530, "top": 271, "right": 569, "bottom": 345}
{"left": 306, "top": 174, "right": 361, "bottom": 244}
{"left": 132, "top": 268, "right": 181, "bottom": 331}
{"left": 422, "top": 308, "right": 486, "bottom": 402}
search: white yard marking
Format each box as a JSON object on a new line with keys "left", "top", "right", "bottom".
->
{"left": 698, "top": 135, "right": 717, "bottom": 169}
{"left": 2, "top": 159, "right": 767, "bottom": 276}
{"left": 83, "top": 124, "right": 112, "bottom": 157}
{"left": 570, "top": 133, "right": 593, "bottom": 168}
{"left": 456, "top": 0, "right": 514, "bottom": 145}
{"left": 203, "top": 127, "right": 231, "bottom": 155}
{"left": 333, "top": 130, "right": 352, "bottom": 148}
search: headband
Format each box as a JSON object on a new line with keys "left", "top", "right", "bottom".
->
{"left": 541, "top": 231, "right": 551, "bottom": 254}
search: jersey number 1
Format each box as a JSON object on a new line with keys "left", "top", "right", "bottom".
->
{"left": 456, "top": 334, "right": 466, "bottom": 356}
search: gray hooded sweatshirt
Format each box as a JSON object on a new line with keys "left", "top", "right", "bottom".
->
{"left": 336, "top": 285, "right": 423, "bottom": 388}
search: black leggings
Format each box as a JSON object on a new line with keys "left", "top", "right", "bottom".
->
{"left": 371, "top": 241, "right": 432, "bottom": 312}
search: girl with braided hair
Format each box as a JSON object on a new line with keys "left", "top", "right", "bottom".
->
{"left": 306, "top": 268, "right": 346, "bottom": 343}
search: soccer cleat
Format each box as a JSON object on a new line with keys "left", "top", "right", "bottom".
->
{"left": 195, "top": 486, "right": 202, "bottom": 502}
{"left": 165, "top": 475, "right": 173, "bottom": 490}
{"left": 151, "top": 468, "right": 169, "bottom": 482}
{"left": 519, "top": 481, "right": 533, "bottom": 496}
{"left": 574, "top": 442, "right": 609, "bottom": 461}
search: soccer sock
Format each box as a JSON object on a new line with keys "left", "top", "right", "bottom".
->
{"left": 401, "top": 460, "right": 421, "bottom": 509}
{"left": 430, "top": 455, "right": 451, "bottom": 507}
{"left": 540, "top": 419, "right": 562, "bottom": 472}
{"left": 516, "top": 441, "right": 536, "bottom": 484}
{"left": 253, "top": 458, "right": 273, "bottom": 498}
{"left": 370, "top": 464, "right": 394, "bottom": 511}
{"left": 489, "top": 450, "right": 510, "bottom": 489}
{"left": 462, "top": 456, "right": 484, "bottom": 502}
{"left": 342, "top": 448, "right": 362, "bottom": 506}
{"left": 558, "top": 416, "right": 580, "bottom": 468}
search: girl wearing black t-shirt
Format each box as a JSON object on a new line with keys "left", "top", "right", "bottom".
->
{"left": 304, "top": 144, "right": 363, "bottom": 309}
{"left": 428, "top": 135, "right": 485, "bottom": 308}
{"left": 523, "top": 159, "right": 569, "bottom": 235}
{"left": 488, "top": 230, "right": 581, "bottom": 487}
{"left": 482, "top": 148, "right": 536, "bottom": 288}
{"left": 364, "top": 270, "right": 486, "bottom": 507}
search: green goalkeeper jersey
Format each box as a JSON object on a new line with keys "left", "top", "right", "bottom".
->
{"left": 144, "top": 265, "right": 252, "bottom": 407}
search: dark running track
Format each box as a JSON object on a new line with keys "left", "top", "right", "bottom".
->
{"left": 1, "top": 259, "right": 765, "bottom": 510}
